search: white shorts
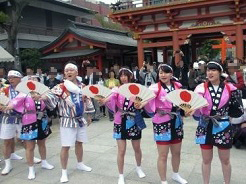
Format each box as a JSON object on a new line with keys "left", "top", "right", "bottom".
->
{"left": 0, "top": 123, "right": 22, "bottom": 140}
{"left": 60, "top": 126, "right": 88, "bottom": 147}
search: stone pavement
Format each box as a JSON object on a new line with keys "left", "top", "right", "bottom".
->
{"left": 0, "top": 117, "right": 245, "bottom": 184}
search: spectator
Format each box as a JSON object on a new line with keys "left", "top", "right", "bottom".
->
{"left": 139, "top": 61, "right": 157, "bottom": 87}
{"left": 104, "top": 70, "right": 120, "bottom": 121}
{"left": 22, "top": 68, "right": 34, "bottom": 81}
{"left": 83, "top": 64, "right": 101, "bottom": 121}
{"left": 45, "top": 68, "right": 60, "bottom": 89}
{"left": 225, "top": 59, "right": 245, "bottom": 90}
{"left": 132, "top": 64, "right": 140, "bottom": 83}
{"left": 55, "top": 69, "right": 64, "bottom": 82}
{"left": 36, "top": 68, "right": 47, "bottom": 84}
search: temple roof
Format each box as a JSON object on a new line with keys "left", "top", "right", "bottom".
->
{"left": 41, "top": 21, "right": 137, "bottom": 52}
{"left": 41, "top": 49, "right": 101, "bottom": 60}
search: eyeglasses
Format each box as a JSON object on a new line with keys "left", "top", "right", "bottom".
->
{"left": 7, "top": 77, "right": 19, "bottom": 80}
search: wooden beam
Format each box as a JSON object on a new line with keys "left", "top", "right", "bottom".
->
{"left": 140, "top": 31, "right": 173, "bottom": 39}
{"left": 143, "top": 41, "right": 173, "bottom": 48}
{"left": 142, "top": 40, "right": 185, "bottom": 48}
{"left": 110, "top": 0, "right": 234, "bottom": 17}
{"left": 136, "top": 11, "right": 238, "bottom": 26}
{"left": 178, "top": 24, "right": 238, "bottom": 36}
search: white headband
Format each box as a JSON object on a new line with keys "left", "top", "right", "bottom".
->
{"left": 158, "top": 64, "right": 173, "bottom": 71}
{"left": 8, "top": 70, "right": 23, "bottom": 78}
{"left": 119, "top": 68, "right": 133, "bottom": 74}
{"left": 64, "top": 63, "right": 78, "bottom": 71}
{"left": 207, "top": 61, "right": 223, "bottom": 72}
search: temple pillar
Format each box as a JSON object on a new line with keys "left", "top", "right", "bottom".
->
{"left": 163, "top": 47, "right": 167, "bottom": 63}
{"left": 97, "top": 55, "right": 103, "bottom": 71}
{"left": 172, "top": 31, "right": 180, "bottom": 66}
{"left": 137, "top": 38, "right": 144, "bottom": 68}
{"left": 236, "top": 24, "right": 243, "bottom": 59}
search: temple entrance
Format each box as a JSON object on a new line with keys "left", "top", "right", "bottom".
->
{"left": 187, "top": 32, "right": 236, "bottom": 63}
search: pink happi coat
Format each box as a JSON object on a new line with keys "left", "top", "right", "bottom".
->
{"left": 10, "top": 93, "right": 46, "bottom": 125}
{"left": 194, "top": 82, "right": 236, "bottom": 116}
{"left": 106, "top": 87, "right": 136, "bottom": 125}
{"left": 145, "top": 81, "right": 182, "bottom": 123}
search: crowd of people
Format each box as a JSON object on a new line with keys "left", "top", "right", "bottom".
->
{"left": 0, "top": 58, "right": 245, "bottom": 184}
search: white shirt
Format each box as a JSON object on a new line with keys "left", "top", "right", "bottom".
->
{"left": 212, "top": 85, "right": 219, "bottom": 93}
{"left": 89, "top": 73, "right": 93, "bottom": 85}
{"left": 133, "top": 71, "right": 137, "bottom": 79}
{"left": 166, "top": 85, "right": 172, "bottom": 91}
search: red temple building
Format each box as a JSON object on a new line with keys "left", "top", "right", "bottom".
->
{"left": 40, "top": 21, "right": 137, "bottom": 75}
{"left": 109, "top": 0, "right": 246, "bottom": 67}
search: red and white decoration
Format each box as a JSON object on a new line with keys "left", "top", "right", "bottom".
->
{"left": 165, "top": 89, "right": 208, "bottom": 111}
{"left": 118, "top": 83, "right": 155, "bottom": 103}
{"left": 82, "top": 84, "right": 112, "bottom": 99}
{"left": 16, "top": 80, "right": 50, "bottom": 95}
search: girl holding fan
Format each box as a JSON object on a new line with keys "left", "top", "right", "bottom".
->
{"left": 193, "top": 61, "right": 243, "bottom": 184}
{"left": 99, "top": 68, "right": 146, "bottom": 184}
{"left": 145, "top": 64, "right": 187, "bottom": 184}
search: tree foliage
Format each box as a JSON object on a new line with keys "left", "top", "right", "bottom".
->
{"left": 94, "top": 14, "right": 127, "bottom": 31}
{"left": 20, "top": 48, "right": 43, "bottom": 71}
{"left": 0, "top": 11, "right": 9, "bottom": 24}
{"left": 198, "top": 39, "right": 220, "bottom": 61}
{"left": 0, "top": 0, "right": 34, "bottom": 70}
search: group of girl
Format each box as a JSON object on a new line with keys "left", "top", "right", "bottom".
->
{"left": 99, "top": 61, "right": 243, "bottom": 184}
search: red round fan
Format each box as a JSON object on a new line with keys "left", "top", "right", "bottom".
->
{"left": 89, "top": 86, "right": 99, "bottom": 94}
{"left": 16, "top": 80, "right": 50, "bottom": 95}
{"left": 165, "top": 89, "right": 208, "bottom": 111}
{"left": 128, "top": 84, "right": 140, "bottom": 95}
{"left": 118, "top": 83, "right": 155, "bottom": 103}
{"left": 82, "top": 84, "right": 112, "bottom": 99}
{"left": 180, "top": 91, "right": 191, "bottom": 103}
{"left": 27, "top": 81, "right": 36, "bottom": 91}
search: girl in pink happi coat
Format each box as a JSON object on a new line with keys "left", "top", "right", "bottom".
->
{"left": 99, "top": 68, "right": 148, "bottom": 184}
{"left": 5, "top": 76, "right": 54, "bottom": 180}
{"left": 193, "top": 61, "right": 243, "bottom": 184}
{"left": 145, "top": 64, "right": 187, "bottom": 184}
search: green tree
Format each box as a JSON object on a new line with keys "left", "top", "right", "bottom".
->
{"left": 20, "top": 48, "right": 44, "bottom": 71}
{"left": 198, "top": 39, "right": 220, "bottom": 61}
{"left": 0, "top": 0, "right": 34, "bottom": 70}
{"left": 0, "top": 11, "right": 9, "bottom": 23}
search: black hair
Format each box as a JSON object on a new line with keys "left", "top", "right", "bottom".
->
{"left": 118, "top": 67, "right": 133, "bottom": 84}
{"left": 158, "top": 64, "right": 173, "bottom": 73}
{"left": 108, "top": 70, "right": 116, "bottom": 78}
{"left": 207, "top": 62, "right": 223, "bottom": 72}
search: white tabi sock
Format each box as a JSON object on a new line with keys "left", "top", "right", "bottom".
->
{"left": 10, "top": 153, "right": 23, "bottom": 160}
{"left": 28, "top": 166, "right": 36, "bottom": 180}
{"left": 34, "top": 157, "right": 41, "bottom": 164}
{"left": 118, "top": 174, "right": 125, "bottom": 184}
{"left": 41, "top": 160, "right": 54, "bottom": 170}
{"left": 171, "top": 172, "right": 188, "bottom": 184}
{"left": 1, "top": 158, "right": 13, "bottom": 175}
{"left": 161, "top": 181, "right": 168, "bottom": 184}
{"left": 77, "top": 162, "right": 92, "bottom": 172}
{"left": 60, "top": 169, "right": 68, "bottom": 183}
{"left": 136, "top": 166, "right": 146, "bottom": 178}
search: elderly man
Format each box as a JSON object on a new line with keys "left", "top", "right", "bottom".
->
{"left": 0, "top": 70, "right": 24, "bottom": 175}
{"left": 44, "top": 62, "right": 95, "bottom": 183}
